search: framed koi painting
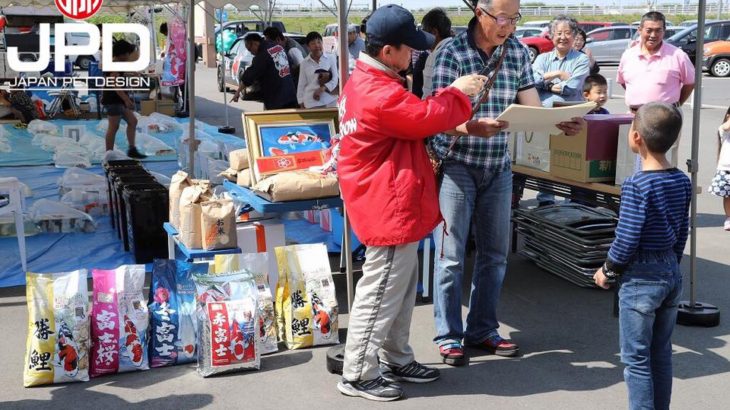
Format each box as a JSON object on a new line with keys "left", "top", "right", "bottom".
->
{"left": 242, "top": 108, "right": 339, "bottom": 184}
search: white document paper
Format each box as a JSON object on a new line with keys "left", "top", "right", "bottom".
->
{"left": 496, "top": 102, "right": 597, "bottom": 134}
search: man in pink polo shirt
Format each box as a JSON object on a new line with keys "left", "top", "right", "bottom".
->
{"left": 617, "top": 11, "right": 694, "bottom": 113}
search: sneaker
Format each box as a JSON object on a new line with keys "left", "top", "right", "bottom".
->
{"left": 439, "top": 343, "right": 467, "bottom": 366}
{"left": 127, "top": 146, "right": 147, "bottom": 159}
{"left": 724, "top": 217, "right": 730, "bottom": 231}
{"left": 466, "top": 335, "right": 520, "bottom": 357}
{"left": 381, "top": 361, "right": 440, "bottom": 383}
{"left": 337, "top": 377, "right": 403, "bottom": 402}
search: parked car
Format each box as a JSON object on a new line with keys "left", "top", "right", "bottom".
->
{"left": 666, "top": 20, "right": 730, "bottom": 63}
{"left": 631, "top": 19, "right": 675, "bottom": 27}
{"left": 679, "top": 19, "right": 717, "bottom": 27}
{"left": 523, "top": 20, "right": 551, "bottom": 28}
{"left": 702, "top": 40, "right": 730, "bottom": 76}
{"left": 322, "top": 22, "right": 361, "bottom": 55}
{"left": 216, "top": 35, "right": 255, "bottom": 93}
{"left": 584, "top": 26, "right": 636, "bottom": 63}
{"left": 215, "top": 20, "right": 287, "bottom": 37}
{"left": 520, "top": 31, "right": 553, "bottom": 62}
{"left": 626, "top": 26, "right": 683, "bottom": 49}
{"left": 578, "top": 21, "right": 627, "bottom": 33}
{"left": 514, "top": 26, "right": 544, "bottom": 39}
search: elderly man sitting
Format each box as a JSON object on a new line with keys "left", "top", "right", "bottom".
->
{"left": 531, "top": 15, "right": 590, "bottom": 107}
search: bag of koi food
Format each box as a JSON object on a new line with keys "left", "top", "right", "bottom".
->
{"left": 275, "top": 244, "right": 339, "bottom": 350}
{"left": 148, "top": 259, "right": 209, "bottom": 367}
{"left": 193, "top": 271, "right": 260, "bottom": 377}
{"left": 90, "top": 265, "right": 149, "bottom": 377}
{"left": 24, "top": 270, "right": 90, "bottom": 387}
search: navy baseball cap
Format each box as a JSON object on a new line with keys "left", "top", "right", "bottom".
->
{"left": 366, "top": 5, "right": 434, "bottom": 51}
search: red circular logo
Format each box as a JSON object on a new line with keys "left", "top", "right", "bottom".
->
{"left": 54, "top": 0, "right": 103, "bottom": 20}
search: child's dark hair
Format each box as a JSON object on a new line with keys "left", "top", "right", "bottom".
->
{"left": 634, "top": 102, "right": 682, "bottom": 154}
{"left": 305, "top": 31, "right": 322, "bottom": 45}
{"left": 583, "top": 74, "right": 607, "bottom": 93}
{"left": 112, "top": 39, "right": 136, "bottom": 58}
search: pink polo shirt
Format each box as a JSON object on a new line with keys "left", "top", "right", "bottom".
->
{"left": 617, "top": 41, "right": 695, "bottom": 107}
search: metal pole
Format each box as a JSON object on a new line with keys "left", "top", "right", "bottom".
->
{"left": 187, "top": 1, "right": 196, "bottom": 176}
{"left": 217, "top": 7, "right": 234, "bottom": 134}
{"left": 338, "top": 0, "right": 354, "bottom": 311}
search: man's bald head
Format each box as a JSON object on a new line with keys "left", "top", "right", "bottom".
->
{"left": 634, "top": 102, "right": 682, "bottom": 154}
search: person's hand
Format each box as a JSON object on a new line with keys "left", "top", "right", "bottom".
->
{"left": 231, "top": 90, "right": 241, "bottom": 103}
{"left": 450, "top": 74, "right": 488, "bottom": 97}
{"left": 313, "top": 87, "right": 323, "bottom": 101}
{"left": 593, "top": 267, "right": 611, "bottom": 290}
{"left": 550, "top": 84, "right": 562, "bottom": 94}
{"left": 556, "top": 117, "right": 584, "bottom": 136}
{"left": 466, "top": 118, "right": 508, "bottom": 138}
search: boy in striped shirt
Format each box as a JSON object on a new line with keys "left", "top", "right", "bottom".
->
{"left": 594, "top": 102, "right": 691, "bottom": 410}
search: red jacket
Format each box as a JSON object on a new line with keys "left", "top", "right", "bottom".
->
{"left": 337, "top": 57, "right": 472, "bottom": 246}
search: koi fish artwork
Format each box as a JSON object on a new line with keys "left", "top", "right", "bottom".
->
{"left": 267, "top": 131, "right": 329, "bottom": 156}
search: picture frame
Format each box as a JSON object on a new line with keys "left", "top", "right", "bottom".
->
{"left": 242, "top": 108, "right": 339, "bottom": 184}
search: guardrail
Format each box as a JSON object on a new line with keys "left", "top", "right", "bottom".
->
{"left": 239, "top": 3, "right": 726, "bottom": 18}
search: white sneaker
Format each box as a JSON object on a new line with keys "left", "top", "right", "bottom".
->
{"left": 724, "top": 217, "right": 730, "bottom": 231}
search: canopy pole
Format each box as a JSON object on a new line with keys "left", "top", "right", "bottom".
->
{"left": 187, "top": 0, "right": 196, "bottom": 176}
{"left": 677, "top": 0, "right": 720, "bottom": 327}
{"left": 216, "top": 7, "right": 234, "bottom": 134}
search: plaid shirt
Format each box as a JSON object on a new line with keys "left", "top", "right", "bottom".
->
{"left": 431, "top": 18, "right": 535, "bottom": 171}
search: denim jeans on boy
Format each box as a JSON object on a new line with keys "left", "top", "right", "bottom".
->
{"left": 618, "top": 250, "right": 683, "bottom": 410}
{"left": 433, "top": 161, "right": 512, "bottom": 346}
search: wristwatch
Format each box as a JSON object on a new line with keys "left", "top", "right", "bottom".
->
{"left": 601, "top": 262, "right": 619, "bottom": 279}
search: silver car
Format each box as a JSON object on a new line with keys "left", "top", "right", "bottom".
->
{"left": 584, "top": 26, "right": 636, "bottom": 64}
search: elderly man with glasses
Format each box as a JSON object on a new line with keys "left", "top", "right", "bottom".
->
{"left": 430, "top": 0, "right": 583, "bottom": 367}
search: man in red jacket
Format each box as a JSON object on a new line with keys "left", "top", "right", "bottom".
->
{"left": 336, "top": 4, "right": 486, "bottom": 402}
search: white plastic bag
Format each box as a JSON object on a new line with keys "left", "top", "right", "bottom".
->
{"left": 28, "top": 119, "right": 59, "bottom": 135}
{"left": 148, "top": 113, "right": 182, "bottom": 131}
{"left": 137, "top": 132, "right": 174, "bottom": 156}
{"left": 54, "top": 152, "right": 92, "bottom": 169}
{"left": 61, "top": 189, "right": 109, "bottom": 216}
{"left": 29, "top": 199, "right": 96, "bottom": 233}
{"left": 102, "top": 150, "right": 131, "bottom": 164}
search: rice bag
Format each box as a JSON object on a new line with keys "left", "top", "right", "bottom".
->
{"left": 229, "top": 149, "right": 249, "bottom": 171}
{"left": 200, "top": 198, "right": 237, "bottom": 251}
{"left": 90, "top": 265, "right": 149, "bottom": 377}
{"left": 275, "top": 244, "right": 339, "bottom": 349}
{"left": 148, "top": 259, "right": 209, "bottom": 367}
{"left": 169, "top": 170, "right": 191, "bottom": 229}
{"left": 24, "top": 270, "right": 90, "bottom": 387}
{"left": 193, "top": 271, "right": 260, "bottom": 377}
{"left": 179, "top": 181, "right": 212, "bottom": 249}
{"left": 213, "top": 254, "right": 278, "bottom": 355}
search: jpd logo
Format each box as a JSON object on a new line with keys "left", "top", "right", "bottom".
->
{"left": 55, "top": 0, "right": 103, "bottom": 20}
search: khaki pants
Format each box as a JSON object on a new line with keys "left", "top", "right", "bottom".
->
{"left": 342, "top": 242, "right": 419, "bottom": 381}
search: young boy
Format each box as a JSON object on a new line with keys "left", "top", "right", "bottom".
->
{"left": 583, "top": 74, "right": 609, "bottom": 114}
{"left": 102, "top": 40, "right": 145, "bottom": 159}
{"left": 594, "top": 102, "right": 691, "bottom": 410}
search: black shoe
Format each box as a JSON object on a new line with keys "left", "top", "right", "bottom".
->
{"left": 337, "top": 377, "right": 403, "bottom": 402}
{"left": 381, "top": 360, "right": 440, "bottom": 383}
{"left": 537, "top": 200, "right": 555, "bottom": 208}
{"left": 127, "top": 146, "right": 147, "bottom": 159}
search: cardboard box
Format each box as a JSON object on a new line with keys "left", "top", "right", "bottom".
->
{"left": 514, "top": 131, "right": 551, "bottom": 172}
{"left": 156, "top": 99, "right": 177, "bottom": 116}
{"left": 615, "top": 123, "right": 680, "bottom": 185}
{"left": 236, "top": 219, "right": 286, "bottom": 294}
{"left": 550, "top": 114, "right": 634, "bottom": 183}
{"left": 140, "top": 99, "right": 156, "bottom": 116}
{"left": 140, "top": 99, "right": 176, "bottom": 116}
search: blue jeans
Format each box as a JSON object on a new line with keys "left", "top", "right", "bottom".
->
{"left": 433, "top": 161, "right": 512, "bottom": 346}
{"left": 618, "top": 250, "right": 682, "bottom": 410}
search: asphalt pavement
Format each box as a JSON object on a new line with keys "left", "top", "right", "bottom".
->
{"left": 1, "top": 64, "right": 730, "bottom": 409}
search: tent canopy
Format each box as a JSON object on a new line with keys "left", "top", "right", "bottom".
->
{"left": 1, "top": 1, "right": 264, "bottom": 12}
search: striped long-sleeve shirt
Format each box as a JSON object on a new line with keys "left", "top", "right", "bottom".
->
{"left": 606, "top": 168, "right": 692, "bottom": 273}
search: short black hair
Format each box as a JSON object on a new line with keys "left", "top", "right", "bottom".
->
{"left": 263, "top": 26, "right": 284, "bottom": 42}
{"left": 365, "top": 41, "right": 384, "bottom": 58}
{"left": 361, "top": 14, "right": 370, "bottom": 35}
{"left": 305, "top": 31, "right": 322, "bottom": 45}
{"left": 576, "top": 28, "right": 587, "bottom": 41}
{"left": 641, "top": 11, "right": 666, "bottom": 30}
{"left": 160, "top": 22, "right": 168, "bottom": 36}
{"left": 634, "top": 102, "right": 682, "bottom": 154}
{"left": 421, "top": 8, "right": 452, "bottom": 39}
{"left": 112, "top": 39, "right": 135, "bottom": 58}
{"left": 244, "top": 32, "right": 262, "bottom": 43}
{"left": 583, "top": 74, "right": 608, "bottom": 93}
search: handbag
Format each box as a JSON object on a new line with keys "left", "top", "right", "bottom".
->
{"left": 428, "top": 44, "right": 509, "bottom": 179}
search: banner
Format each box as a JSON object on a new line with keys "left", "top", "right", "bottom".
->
{"left": 162, "top": 17, "right": 187, "bottom": 87}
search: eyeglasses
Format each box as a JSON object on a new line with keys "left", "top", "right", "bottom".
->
{"left": 479, "top": 7, "right": 522, "bottom": 26}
